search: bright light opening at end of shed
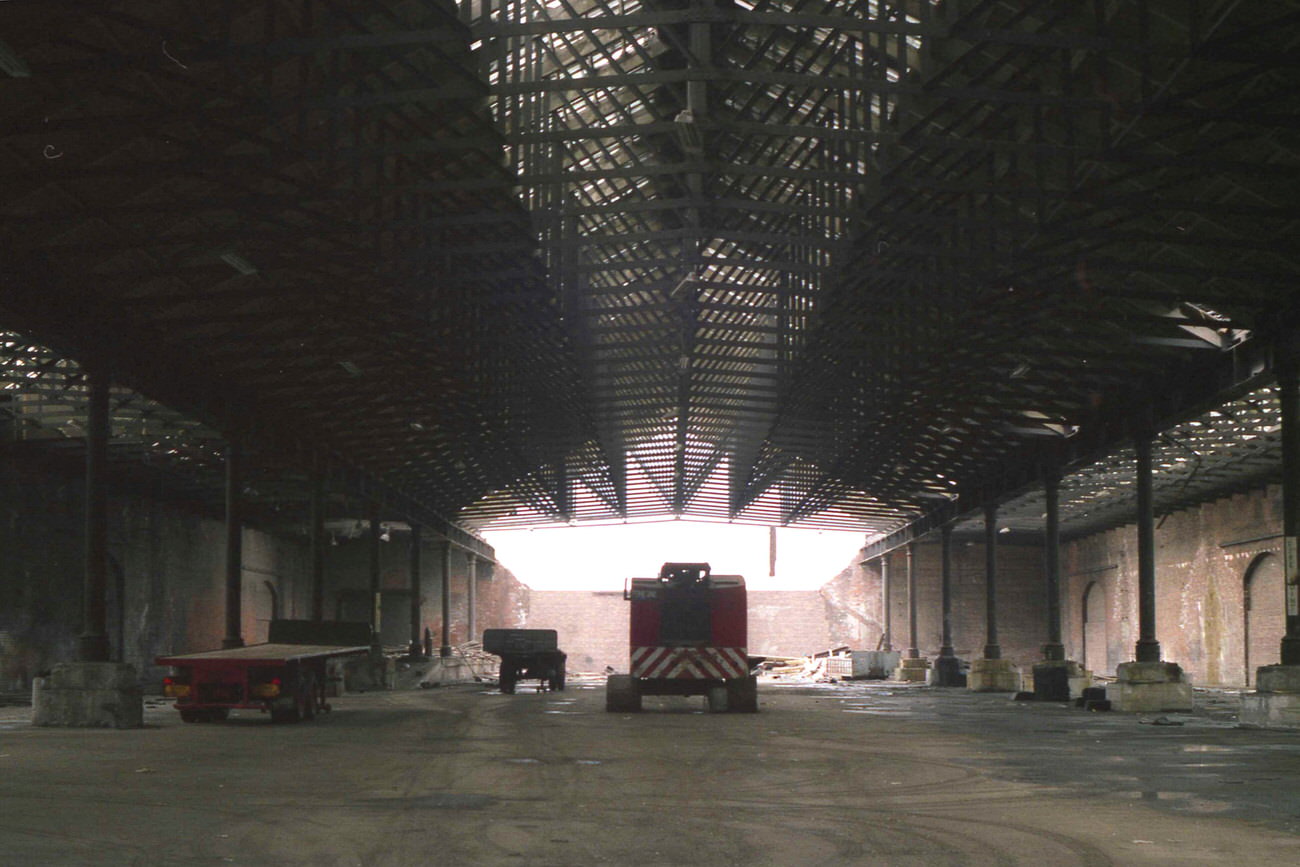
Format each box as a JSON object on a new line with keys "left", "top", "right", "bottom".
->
{"left": 484, "top": 522, "right": 866, "bottom": 591}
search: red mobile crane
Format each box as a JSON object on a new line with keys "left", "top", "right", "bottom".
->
{"left": 605, "top": 562, "right": 758, "bottom": 713}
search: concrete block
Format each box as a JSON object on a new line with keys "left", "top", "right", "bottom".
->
{"left": 1106, "top": 661, "right": 1194, "bottom": 712}
{"left": 931, "top": 656, "right": 965, "bottom": 687}
{"left": 968, "top": 658, "right": 1021, "bottom": 692}
{"left": 1240, "top": 665, "right": 1300, "bottom": 729}
{"left": 1113, "top": 660, "right": 1187, "bottom": 684}
{"left": 1106, "top": 680, "right": 1194, "bottom": 712}
{"left": 32, "top": 662, "right": 143, "bottom": 728}
{"left": 1253, "top": 664, "right": 1300, "bottom": 694}
{"left": 894, "top": 657, "right": 930, "bottom": 682}
{"left": 1032, "top": 660, "right": 1090, "bottom": 702}
{"left": 420, "top": 656, "right": 477, "bottom": 687}
{"left": 1240, "top": 692, "right": 1300, "bottom": 729}
{"left": 343, "top": 655, "right": 394, "bottom": 692}
{"left": 851, "top": 650, "right": 901, "bottom": 679}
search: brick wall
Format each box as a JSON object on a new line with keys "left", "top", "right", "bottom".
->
{"left": 525, "top": 588, "right": 839, "bottom": 672}
{"left": 0, "top": 454, "right": 528, "bottom": 690}
{"left": 823, "top": 539, "right": 1048, "bottom": 671}
{"left": 1063, "top": 485, "right": 1283, "bottom": 687}
{"left": 526, "top": 591, "right": 628, "bottom": 672}
{"left": 325, "top": 538, "right": 528, "bottom": 649}
{"left": 0, "top": 455, "right": 309, "bottom": 688}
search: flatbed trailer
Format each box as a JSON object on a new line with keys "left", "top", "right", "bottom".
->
{"left": 482, "top": 628, "right": 566, "bottom": 694}
{"left": 156, "top": 620, "right": 371, "bottom": 724}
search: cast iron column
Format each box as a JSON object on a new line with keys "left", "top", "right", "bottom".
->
{"left": 79, "top": 364, "right": 111, "bottom": 662}
{"left": 906, "top": 542, "right": 919, "bottom": 658}
{"left": 880, "top": 554, "right": 892, "bottom": 652}
{"left": 309, "top": 453, "right": 325, "bottom": 621}
{"left": 440, "top": 542, "right": 452, "bottom": 657}
{"left": 408, "top": 524, "right": 423, "bottom": 657}
{"left": 1042, "top": 466, "right": 1065, "bottom": 661}
{"left": 939, "top": 525, "right": 955, "bottom": 659}
{"left": 369, "top": 508, "right": 382, "bottom": 655}
{"left": 983, "top": 503, "right": 1001, "bottom": 659}
{"left": 934, "top": 525, "right": 961, "bottom": 685}
{"left": 1135, "top": 434, "right": 1162, "bottom": 662}
{"left": 467, "top": 554, "right": 478, "bottom": 644}
{"left": 1280, "top": 354, "right": 1300, "bottom": 664}
{"left": 221, "top": 437, "right": 244, "bottom": 649}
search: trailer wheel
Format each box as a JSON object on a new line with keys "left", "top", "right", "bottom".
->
{"left": 500, "top": 661, "right": 517, "bottom": 694}
{"left": 706, "top": 685, "right": 729, "bottom": 713}
{"left": 270, "top": 698, "right": 300, "bottom": 724}
{"left": 179, "top": 708, "right": 202, "bottom": 723}
{"left": 299, "top": 672, "right": 317, "bottom": 721}
{"left": 605, "top": 675, "right": 641, "bottom": 712}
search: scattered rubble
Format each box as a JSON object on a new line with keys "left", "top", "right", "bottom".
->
{"left": 760, "top": 648, "right": 853, "bottom": 682}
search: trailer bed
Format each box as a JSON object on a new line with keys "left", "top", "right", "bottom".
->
{"left": 156, "top": 620, "right": 373, "bottom": 723}
{"left": 157, "top": 643, "right": 368, "bottom": 665}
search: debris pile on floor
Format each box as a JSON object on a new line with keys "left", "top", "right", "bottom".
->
{"left": 417, "top": 641, "right": 500, "bottom": 688}
{"left": 760, "top": 648, "right": 853, "bottom": 682}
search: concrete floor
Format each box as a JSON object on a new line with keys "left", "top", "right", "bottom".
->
{"left": 1, "top": 678, "right": 1298, "bottom": 866}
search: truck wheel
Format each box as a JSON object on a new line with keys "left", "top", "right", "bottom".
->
{"left": 270, "top": 698, "right": 300, "bottom": 724}
{"left": 500, "top": 661, "right": 517, "bottom": 694}
{"left": 550, "top": 669, "right": 566, "bottom": 691}
{"left": 207, "top": 708, "right": 230, "bottom": 722}
{"left": 706, "top": 685, "right": 729, "bottom": 713}
{"left": 300, "top": 672, "right": 317, "bottom": 721}
{"left": 726, "top": 676, "right": 759, "bottom": 713}
{"left": 605, "top": 675, "right": 641, "bottom": 712}
{"left": 179, "top": 708, "right": 202, "bottom": 723}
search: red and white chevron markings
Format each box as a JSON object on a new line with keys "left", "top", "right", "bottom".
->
{"left": 631, "top": 645, "right": 748, "bottom": 680}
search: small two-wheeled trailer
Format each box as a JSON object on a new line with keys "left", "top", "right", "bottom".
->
{"left": 482, "top": 628, "right": 566, "bottom": 694}
{"left": 156, "top": 620, "right": 371, "bottom": 724}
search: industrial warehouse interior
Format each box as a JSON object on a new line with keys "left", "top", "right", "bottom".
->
{"left": 2, "top": 1, "right": 1299, "bottom": 864}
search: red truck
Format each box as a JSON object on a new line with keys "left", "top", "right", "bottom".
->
{"left": 606, "top": 562, "right": 758, "bottom": 713}
{"left": 156, "top": 620, "right": 371, "bottom": 724}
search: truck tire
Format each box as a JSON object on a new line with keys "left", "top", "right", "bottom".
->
{"left": 706, "top": 685, "right": 729, "bottom": 713}
{"left": 179, "top": 708, "right": 202, "bottom": 723}
{"left": 726, "top": 675, "right": 759, "bottom": 713}
{"left": 550, "top": 669, "right": 566, "bottom": 691}
{"left": 270, "top": 697, "right": 300, "bottom": 724}
{"left": 300, "top": 672, "right": 317, "bottom": 721}
{"left": 605, "top": 675, "right": 641, "bottom": 712}
{"left": 500, "top": 661, "right": 517, "bottom": 694}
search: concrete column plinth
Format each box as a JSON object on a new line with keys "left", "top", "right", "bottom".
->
{"left": 968, "top": 658, "right": 1021, "bottom": 692}
{"left": 1105, "top": 660, "right": 1193, "bottom": 712}
{"left": 344, "top": 655, "right": 394, "bottom": 692}
{"left": 1032, "top": 660, "right": 1090, "bottom": 702}
{"left": 32, "top": 662, "right": 143, "bottom": 728}
{"left": 1240, "top": 664, "right": 1300, "bottom": 729}
{"left": 931, "top": 656, "right": 965, "bottom": 687}
{"left": 894, "top": 657, "right": 930, "bottom": 682}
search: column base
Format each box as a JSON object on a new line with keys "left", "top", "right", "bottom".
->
{"left": 1105, "top": 661, "right": 1194, "bottom": 712}
{"left": 930, "top": 655, "right": 965, "bottom": 687}
{"left": 1240, "top": 665, "right": 1300, "bottom": 729}
{"left": 968, "top": 658, "right": 1021, "bottom": 692}
{"left": 343, "top": 655, "right": 394, "bottom": 692}
{"left": 1031, "top": 660, "right": 1090, "bottom": 702}
{"left": 32, "top": 662, "right": 143, "bottom": 728}
{"left": 894, "top": 657, "right": 930, "bottom": 682}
